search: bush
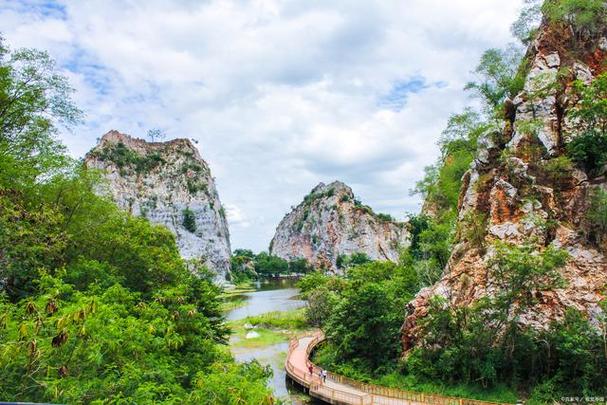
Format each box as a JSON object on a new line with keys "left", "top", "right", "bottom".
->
{"left": 587, "top": 188, "right": 607, "bottom": 245}
{"left": 566, "top": 130, "right": 607, "bottom": 176}
{"left": 541, "top": 155, "right": 574, "bottom": 186}
{"left": 302, "top": 261, "right": 418, "bottom": 372}
{"left": 182, "top": 207, "right": 197, "bottom": 233}
{"left": 96, "top": 142, "right": 165, "bottom": 174}
{"left": 566, "top": 74, "right": 607, "bottom": 177}
{"left": 459, "top": 211, "right": 488, "bottom": 251}
{"left": 376, "top": 213, "right": 394, "bottom": 222}
{"left": 542, "top": 0, "right": 607, "bottom": 36}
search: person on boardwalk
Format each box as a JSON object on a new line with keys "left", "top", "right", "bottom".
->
{"left": 321, "top": 369, "right": 327, "bottom": 383}
{"left": 308, "top": 364, "right": 313, "bottom": 377}
{"left": 318, "top": 369, "right": 324, "bottom": 384}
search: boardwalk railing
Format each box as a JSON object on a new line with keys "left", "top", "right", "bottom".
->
{"left": 285, "top": 331, "right": 510, "bottom": 405}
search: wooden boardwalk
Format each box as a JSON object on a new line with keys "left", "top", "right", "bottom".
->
{"left": 284, "top": 332, "right": 508, "bottom": 405}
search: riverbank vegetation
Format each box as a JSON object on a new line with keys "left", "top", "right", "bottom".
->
{"left": 230, "top": 249, "right": 313, "bottom": 283}
{"left": 0, "top": 38, "right": 273, "bottom": 403}
{"left": 228, "top": 308, "right": 309, "bottom": 348}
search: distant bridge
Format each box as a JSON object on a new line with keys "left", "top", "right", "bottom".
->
{"left": 285, "top": 331, "right": 509, "bottom": 405}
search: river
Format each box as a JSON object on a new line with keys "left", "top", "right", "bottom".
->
{"left": 225, "top": 279, "right": 319, "bottom": 404}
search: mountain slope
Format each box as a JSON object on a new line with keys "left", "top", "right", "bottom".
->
{"left": 85, "top": 130, "right": 231, "bottom": 281}
{"left": 402, "top": 18, "right": 607, "bottom": 351}
{"left": 270, "top": 181, "right": 409, "bottom": 270}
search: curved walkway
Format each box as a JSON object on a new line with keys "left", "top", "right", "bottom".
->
{"left": 285, "top": 332, "right": 507, "bottom": 405}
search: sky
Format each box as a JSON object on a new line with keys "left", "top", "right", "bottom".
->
{"left": 0, "top": 0, "right": 524, "bottom": 251}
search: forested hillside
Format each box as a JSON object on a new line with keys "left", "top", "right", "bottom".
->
{"left": 0, "top": 39, "right": 272, "bottom": 403}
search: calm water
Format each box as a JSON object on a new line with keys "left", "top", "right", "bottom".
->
{"left": 226, "top": 279, "right": 318, "bottom": 404}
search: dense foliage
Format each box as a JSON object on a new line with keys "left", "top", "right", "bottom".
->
{"left": 92, "top": 141, "right": 165, "bottom": 175}
{"left": 542, "top": 0, "right": 607, "bottom": 37}
{"left": 0, "top": 38, "right": 272, "bottom": 403}
{"left": 299, "top": 261, "right": 419, "bottom": 372}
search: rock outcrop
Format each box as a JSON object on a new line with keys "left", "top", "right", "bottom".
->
{"left": 269, "top": 181, "right": 409, "bottom": 270}
{"left": 85, "top": 130, "right": 231, "bottom": 281}
{"left": 402, "top": 20, "right": 607, "bottom": 351}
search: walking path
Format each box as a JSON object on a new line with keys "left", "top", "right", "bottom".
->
{"left": 285, "top": 331, "right": 507, "bottom": 405}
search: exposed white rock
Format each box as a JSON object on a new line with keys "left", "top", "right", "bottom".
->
{"left": 270, "top": 181, "right": 409, "bottom": 270}
{"left": 245, "top": 331, "right": 260, "bottom": 339}
{"left": 85, "top": 130, "right": 231, "bottom": 282}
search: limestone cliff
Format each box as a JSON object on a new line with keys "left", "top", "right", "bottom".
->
{"left": 402, "top": 19, "right": 607, "bottom": 351}
{"left": 85, "top": 130, "right": 231, "bottom": 281}
{"left": 269, "top": 181, "right": 409, "bottom": 270}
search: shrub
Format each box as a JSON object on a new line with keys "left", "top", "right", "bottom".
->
{"left": 541, "top": 155, "right": 573, "bottom": 186}
{"left": 587, "top": 188, "right": 607, "bottom": 245}
{"left": 566, "top": 130, "right": 607, "bottom": 176}
{"left": 182, "top": 207, "right": 197, "bottom": 233}
{"left": 459, "top": 211, "right": 488, "bottom": 251}
{"left": 566, "top": 74, "right": 607, "bottom": 176}
{"left": 542, "top": 0, "right": 607, "bottom": 36}
{"left": 376, "top": 213, "right": 394, "bottom": 222}
{"left": 96, "top": 143, "right": 164, "bottom": 174}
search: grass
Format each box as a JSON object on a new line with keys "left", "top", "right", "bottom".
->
{"left": 219, "top": 281, "right": 256, "bottom": 312}
{"left": 240, "top": 309, "right": 308, "bottom": 330}
{"left": 220, "top": 295, "right": 247, "bottom": 312}
{"left": 228, "top": 308, "right": 310, "bottom": 348}
{"left": 231, "top": 328, "right": 289, "bottom": 348}
{"left": 222, "top": 281, "right": 256, "bottom": 295}
{"left": 313, "top": 343, "right": 519, "bottom": 404}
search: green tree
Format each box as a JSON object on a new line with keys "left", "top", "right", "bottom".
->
{"left": 305, "top": 287, "right": 339, "bottom": 327}
{"left": 253, "top": 252, "right": 288, "bottom": 276}
{"left": 288, "top": 257, "right": 312, "bottom": 273}
{"left": 321, "top": 262, "right": 418, "bottom": 371}
{"left": 182, "top": 207, "right": 197, "bottom": 233}
{"left": 465, "top": 46, "right": 526, "bottom": 116}
{"left": 0, "top": 38, "right": 81, "bottom": 189}
{"left": 511, "top": 0, "right": 542, "bottom": 45}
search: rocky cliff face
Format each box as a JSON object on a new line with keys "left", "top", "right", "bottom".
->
{"left": 402, "top": 20, "right": 607, "bottom": 351}
{"left": 270, "top": 181, "right": 409, "bottom": 270}
{"left": 85, "top": 131, "right": 231, "bottom": 282}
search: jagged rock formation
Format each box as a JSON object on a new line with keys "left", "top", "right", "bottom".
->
{"left": 402, "top": 19, "right": 607, "bottom": 351}
{"left": 85, "top": 131, "right": 231, "bottom": 281}
{"left": 269, "top": 181, "right": 409, "bottom": 270}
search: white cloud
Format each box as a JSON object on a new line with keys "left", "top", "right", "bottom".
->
{"left": 0, "top": 0, "right": 524, "bottom": 251}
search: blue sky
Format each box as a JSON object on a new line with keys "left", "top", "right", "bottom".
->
{"left": 0, "top": 0, "right": 523, "bottom": 251}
